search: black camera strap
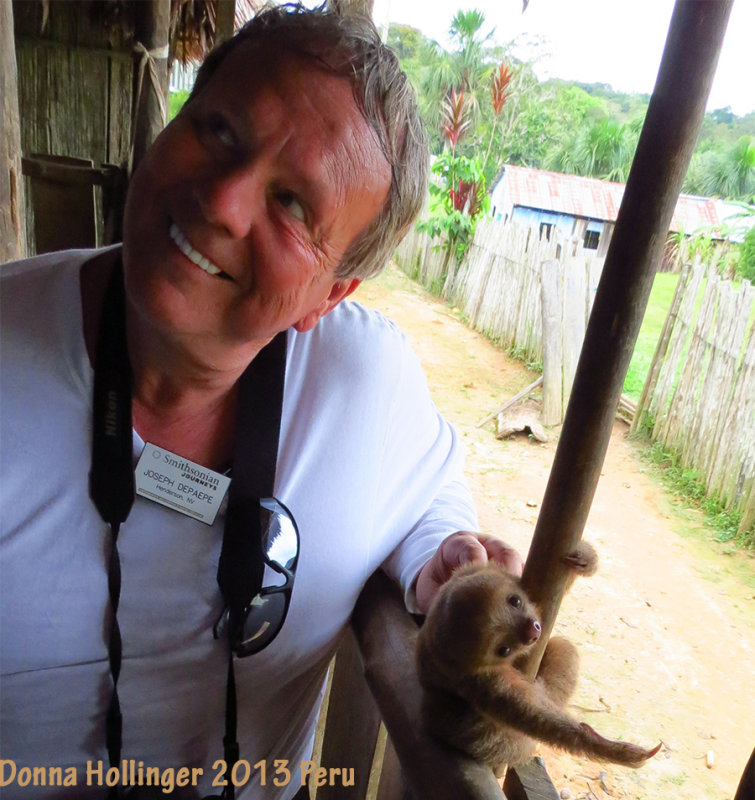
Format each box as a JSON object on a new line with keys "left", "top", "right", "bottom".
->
{"left": 89, "top": 258, "right": 287, "bottom": 799}
{"left": 90, "top": 261, "right": 134, "bottom": 799}
{"left": 215, "top": 324, "right": 287, "bottom": 799}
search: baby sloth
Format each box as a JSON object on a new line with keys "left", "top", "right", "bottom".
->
{"left": 416, "top": 542, "right": 660, "bottom": 775}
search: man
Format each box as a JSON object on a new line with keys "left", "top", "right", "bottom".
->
{"left": 0, "top": 4, "right": 521, "bottom": 798}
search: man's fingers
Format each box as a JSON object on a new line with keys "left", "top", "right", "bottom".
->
{"left": 479, "top": 534, "right": 524, "bottom": 577}
{"left": 415, "top": 531, "right": 525, "bottom": 614}
{"left": 440, "top": 532, "right": 488, "bottom": 571}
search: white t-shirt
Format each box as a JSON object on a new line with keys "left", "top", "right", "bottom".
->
{"left": 0, "top": 249, "right": 478, "bottom": 799}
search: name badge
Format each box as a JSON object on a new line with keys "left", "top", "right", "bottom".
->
{"left": 135, "top": 443, "right": 231, "bottom": 525}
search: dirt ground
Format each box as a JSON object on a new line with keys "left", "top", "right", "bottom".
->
{"left": 354, "top": 264, "right": 755, "bottom": 800}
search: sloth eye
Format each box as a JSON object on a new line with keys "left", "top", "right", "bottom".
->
{"left": 496, "top": 644, "right": 511, "bottom": 658}
{"left": 507, "top": 594, "right": 522, "bottom": 608}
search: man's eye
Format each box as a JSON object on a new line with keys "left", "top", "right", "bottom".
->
{"left": 277, "top": 191, "right": 306, "bottom": 223}
{"left": 206, "top": 114, "right": 236, "bottom": 149}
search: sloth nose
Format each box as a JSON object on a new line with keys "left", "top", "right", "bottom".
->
{"left": 524, "top": 618, "right": 542, "bottom": 644}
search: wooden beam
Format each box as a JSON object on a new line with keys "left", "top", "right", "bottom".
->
{"left": 351, "top": 571, "right": 506, "bottom": 799}
{"left": 519, "top": 0, "right": 735, "bottom": 677}
{"left": 214, "top": 0, "right": 236, "bottom": 46}
{"left": 131, "top": 0, "right": 171, "bottom": 174}
{"left": 0, "top": 0, "right": 25, "bottom": 262}
{"left": 329, "top": 0, "right": 375, "bottom": 16}
{"left": 316, "top": 629, "right": 383, "bottom": 799}
{"left": 503, "top": 759, "right": 559, "bottom": 800}
{"left": 733, "top": 746, "right": 754, "bottom": 800}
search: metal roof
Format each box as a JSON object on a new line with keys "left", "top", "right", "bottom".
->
{"left": 496, "top": 165, "right": 723, "bottom": 234}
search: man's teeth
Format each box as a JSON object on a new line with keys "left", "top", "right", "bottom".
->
{"left": 169, "top": 223, "right": 222, "bottom": 276}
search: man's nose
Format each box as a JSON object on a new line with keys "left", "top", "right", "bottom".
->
{"left": 194, "top": 166, "right": 262, "bottom": 240}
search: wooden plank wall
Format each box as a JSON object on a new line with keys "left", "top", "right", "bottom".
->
{"left": 13, "top": 0, "right": 134, "bottom": 253}
{"left": 1, "top": 0, "right": 26, "bottom": 262}
{"left": 632, "top": 264, "right": 755, "bottom": 531}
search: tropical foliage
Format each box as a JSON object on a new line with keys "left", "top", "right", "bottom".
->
{"left": 418, "top": 89, "right": 491, "bottom": 261}
{"left": 683, "top": 136, "right": 755, "bottom": 200}
{"left": 389, "top": 14, "right": 755, "bottom": 200}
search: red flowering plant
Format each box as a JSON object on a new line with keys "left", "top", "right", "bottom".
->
{"left": 442, "top": 89, "right": 472, "bottom": 150}
{"left": 419, "top": 83, "right": 499, "bottom": 261}
{"left": 482, "top": 62, "right": 513, "bottom": 172}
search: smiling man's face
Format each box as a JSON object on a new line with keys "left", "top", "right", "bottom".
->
{"left": 122, "top": 44, "right": 391, "bottom": 362}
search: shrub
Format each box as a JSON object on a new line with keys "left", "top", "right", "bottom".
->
{"left": 737, "top": 227, "right": 755, "bottom": 281}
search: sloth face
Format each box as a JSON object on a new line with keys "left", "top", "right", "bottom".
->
{"left": 424, "top": 563, "right": 542, "bottom": 671}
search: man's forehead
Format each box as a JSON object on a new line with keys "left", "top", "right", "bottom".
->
{"left": 195, "top": 40, "right": 390, "bottom": 232}
{"left": 208, "top": 39, "right": 344, "bottom": 98}
{"left": 207, "top": 45, "right": 383, "bottom": 164}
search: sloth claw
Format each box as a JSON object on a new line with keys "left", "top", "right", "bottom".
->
{"left": 579, "top": 723, "right": 662, "bottom": 766}
{"left": 562, "top": 542, "right": 598, "bottom": 576}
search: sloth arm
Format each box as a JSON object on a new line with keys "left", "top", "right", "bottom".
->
{"left": 457, "top": 667, "right": 660, "bottom": 767}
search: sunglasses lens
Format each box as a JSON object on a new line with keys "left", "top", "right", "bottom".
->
{"left": 229, "top": 498, "right": 299, "bottom": 656}
{"left": 238, "top": 590, "right": 288, "bottom": 654}
{"left": 260, "top": 498, "right": 298, "bottom": 567}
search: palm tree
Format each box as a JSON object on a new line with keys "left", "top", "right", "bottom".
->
{"left": 720, "top": 136, "right": 755, "bottom": 200}
{"left": 447, "top": 9, "right": 496, "bottom": 94}
{"left": 545, "top": 116, "right": 637, "bottom": 182}
{"left": 405, "top": 10, "right": 502, "bottom": 153}
{"left": 684, "top": 137, "right": 755, "bottom": 200}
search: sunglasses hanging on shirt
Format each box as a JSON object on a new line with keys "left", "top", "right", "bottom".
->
{"left": 90, "top": 260, "right": 295, "bottom": 800}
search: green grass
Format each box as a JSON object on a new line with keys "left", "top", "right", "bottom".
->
{"left": 641, "top": 440, "right": 754, "bottom": 548}
{"left": 623, "top": 272, "right": 679, "bottom": 401}
{"left": 622, "top": 272, "right": 754, "bottom": 401}
{"left": 169, "top": 90, "right": 190, "bottom": 121}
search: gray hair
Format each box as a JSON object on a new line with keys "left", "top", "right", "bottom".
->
{"left": 188, "top": 2, "right": 428, "bottom": 280}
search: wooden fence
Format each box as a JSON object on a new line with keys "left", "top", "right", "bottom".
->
{"left": 395, "top": 219, "right": 755, "bottom": 534}
{"left": 540, "top": 256, "right": 604, "bottom": 424}
{"left": 394, "top": 219, "right": 603, "bottom": 423}
{"left": 631, "top": 263, "right": 755, "bottom": 532}
{"left": 395, "top": 219, "right": 596, "bottom": 361}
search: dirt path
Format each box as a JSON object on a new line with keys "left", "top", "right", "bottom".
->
{"left": 354, "top": 264, "right": 754, "bottom": 800}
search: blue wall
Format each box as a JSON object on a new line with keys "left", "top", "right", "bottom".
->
{"left": 493, "top": 206, "right": 605, "bottom": 241}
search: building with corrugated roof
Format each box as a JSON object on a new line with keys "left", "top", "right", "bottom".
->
{"left": 491, "top": 165, "right": 726, "bottom": 257}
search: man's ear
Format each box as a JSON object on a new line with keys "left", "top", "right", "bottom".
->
{"left": 293, "top": 278, "right": 361, "bottom": 333}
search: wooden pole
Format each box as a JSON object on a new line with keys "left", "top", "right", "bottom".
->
{"left": 214, "top": 0, "right": 236, "bottom": 46}
{"left": 351, "top": 571, "right": 505, "bottom": 799}
{"left": 329, "top": 0, "right": 375, "bottom": 16}
{"left": 131, "top": 0, "right": 171, "bottom": 174}
{"left": 520, "top": 0, "right": 734, "bottom": 678}
{"left": 0, "top": 0, "right": 26, "bottom": 263}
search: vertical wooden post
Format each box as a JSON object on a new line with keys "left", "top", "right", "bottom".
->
{"left": 520, "top": 0, "right": 735, "bottom": 678}
{"left": 541, "top": 259, "right": 563, "bottom": 425}
{"left": 329, "top": 0, "right": 375, "bottom": 15}
{"left": 215, "top": 0, "right": 236, "bottom": 46}
{"left": 131, "top": 0, "right": 171, "bottom": 174}
{"left": 0, "top": 0, "right": 25, "bottom": 263}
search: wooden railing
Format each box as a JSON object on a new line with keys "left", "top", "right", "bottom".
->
{"left": 312, "top": 570, "right": 560, "bottom": 800}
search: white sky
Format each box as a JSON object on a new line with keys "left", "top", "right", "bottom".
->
{"left": 371, "top": 0, "right": 754, "bottom": 116}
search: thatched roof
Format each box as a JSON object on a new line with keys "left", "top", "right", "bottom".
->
{"left": 170, "top": 0, "right": 261, "bottom": 64}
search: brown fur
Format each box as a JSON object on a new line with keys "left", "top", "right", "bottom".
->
{"left": 416, "top": 542, "right": 660, "bottom": 775}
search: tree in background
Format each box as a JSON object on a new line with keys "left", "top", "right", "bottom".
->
{"left": 390, "top": 14, "right": 753, "bottom": 201}
{"left": 684, "top": 136, "right": 755, "bottom": 200}
{"left": 544, "top": 116, "right": 640, "bottom": 182}
{"left": 393, "top": 9, "right": 504, "bottom": 158}
{"left": 387, "top": 13, "right": 645, "bottom": 188}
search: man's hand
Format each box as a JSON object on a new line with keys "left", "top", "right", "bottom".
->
{"left": 414, "top": 531, "right": 524, "bottom": 614}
